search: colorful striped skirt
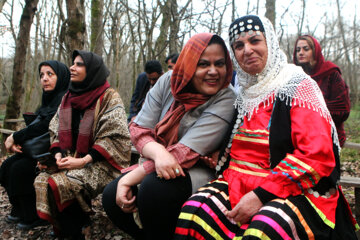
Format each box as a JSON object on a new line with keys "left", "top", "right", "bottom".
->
{"left": 174, "top": 179, "right": 357, "bottom": 240}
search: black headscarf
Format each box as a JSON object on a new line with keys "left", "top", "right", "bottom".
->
{"left": 69, "top": 50, "right": 110, "bottom": 94}
{"left": 37, "top": 60, "right": 70, "bottom": 117}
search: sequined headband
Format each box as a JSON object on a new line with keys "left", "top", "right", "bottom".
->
{"left": 229, "top": 15, "right": 265, "bottom": 44}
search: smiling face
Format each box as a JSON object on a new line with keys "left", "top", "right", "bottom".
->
{"left": 295, "top": 39, "right": 314, "bottom": 65}
{"left": 232, "top": 32, "right": 268, "bottom": 75}
{"left": 70, "top": 55, "right": 87, "bottom": 82}
{"left": 40, "top": 65, "right": 58, "bottom": 92}
{"left": 191, "top": 43, "right": 227, "bottom": 96}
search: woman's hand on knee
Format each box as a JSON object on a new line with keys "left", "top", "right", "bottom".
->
{"left": 152, "top": 146, "right": 185, "bottom": 180}
{"left": 116, "top": 178, "right": 137, "bottom": 213}
{"left": 155, "top": 158, "right": 185, "bottom": 180}
{"left": 142, "top": 142, "right": 185, "bottom": 179}
{"left": 226, "top": 191, "right": 263, "bottom": 225}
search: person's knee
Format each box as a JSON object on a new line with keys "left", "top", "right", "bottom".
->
{"left": 12, "top": 159, "right": 36, "bottom": 177}
{"left": 138, "top": 172, "right": 191, "bottom": 210}
{"left": 137, "top": 173, "right": 169, "bottom": 204}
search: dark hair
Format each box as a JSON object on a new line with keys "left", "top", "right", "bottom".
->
{"left": 208, "top": 35, "right": 227, "bottom": 55}
{"left": 165, "top": 53, "right": 179, "bottom": 64}
{"left": 144, "top": 60, "right": 163, "bottom": 74}
{"left": 170, "top": 54, "right": 179, "bottom": 64}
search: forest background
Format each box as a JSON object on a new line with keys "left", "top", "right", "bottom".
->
{"left": 0, "top": 0, "right": 359, "bottom": 131}
{"left": 0, "top": 1, "right": 359, "bottom": 238}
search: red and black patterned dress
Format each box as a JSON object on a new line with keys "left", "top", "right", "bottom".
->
{"left": 175, "top": 95, "right": 358, "bottom": 239}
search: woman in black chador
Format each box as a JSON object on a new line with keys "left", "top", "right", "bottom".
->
{"left": 0, "top": 60, "right": 70, "bottom": 230}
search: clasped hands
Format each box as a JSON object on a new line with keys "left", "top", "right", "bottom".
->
{"left": 37, "top": 152, "right": 91, "bottom": 171}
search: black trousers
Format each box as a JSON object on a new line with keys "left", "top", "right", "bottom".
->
{"left": 102, "top": 172, "right": 192, "bottom": 240}
{"left": 0, "top": 154, "right": 39, "bottom": 223}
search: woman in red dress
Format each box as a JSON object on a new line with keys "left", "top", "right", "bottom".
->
{"left": 174, "top": 15, "right": 358, "bottom": 240}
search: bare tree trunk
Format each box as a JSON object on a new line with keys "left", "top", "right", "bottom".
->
{"left": 3, "top": 0, "right": 39, "bottom": 131}
{"left": 170, "top": 0, "right": 190, "bottom": 54}
{"left": 57, "top": 0, "right": 66, "bottom": 61}
{"left": 352, "top": 9, "right": 358, "bottom": 105}
{"left": 336, "top": 0, "right": 354, "bottom": 104}
{"left": 154, "top": 0, "right": 171, "bottom": 65}
{"left": 137, "top": 0, "right": 146, "bottom": 63}
{"left": 216, "top": 0, "right": 231, "bottom": 35}
{"left": 265, "top": 0, "right": 276, "bottom": 29}
{"left": 64, "top": 0, "right": 86, "bottom": 62}
{"left": 297, "top": 0, "right": 306, "bottom": 35}
{"left": 107, "top": 0, "right": 128, "bottom": 90}
{"left": 23, "top": 38, "right": 35, "bottom": 112}
{"left": 90, "top": 0, "right": 104, "bottom": 56}
{"left": 24, "top": 8, "right": 41, "bottom": 112}
{"left": 231, "top": 0, "right": 235, "bottom": 22}
{"left": 168, "top": 0, "right": 180, "bottom": 54}
{"left": 123, "top": 0, "right": 138, "bottom": 93}
{"left": 0, "top": 0, "right": 6, "bottom": 13}
{"left": 3, "top": 0, "right": 18, "bottom": 42}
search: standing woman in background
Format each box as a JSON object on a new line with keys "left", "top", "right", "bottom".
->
{"left": 0, "top": 60, "right": 70, "bottom": 230}
{"left": 294, "top": 35, "right": 350, "bottom": 146}
{"left": 34, "top": 50, "right": 131, "bottom": 239}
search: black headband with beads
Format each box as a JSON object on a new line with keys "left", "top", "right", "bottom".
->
{"left": 229, "top": 15, "right": 265, "bottom": 44}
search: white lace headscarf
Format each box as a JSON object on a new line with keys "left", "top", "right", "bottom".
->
{"left": 229, "top": 15, "right": 339, "bottom": 148}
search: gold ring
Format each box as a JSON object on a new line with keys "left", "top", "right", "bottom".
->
{"left": 157, "top": 174, "right": 162, "bottom": 178}
{"left": 175, "top": 168, "right": 180, "bottom": 174}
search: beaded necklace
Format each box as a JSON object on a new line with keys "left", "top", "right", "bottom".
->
{"left": 215, "top": 114, "right": 243, "bottom": 176}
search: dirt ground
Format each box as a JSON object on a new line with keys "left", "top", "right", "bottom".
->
{"left": 0, "top": 156, "right": 359, "bottom": 240}
{"left": 0, "top": 192, "right": 132, "bottom": 240}
{"left": 0, "top": 157, "right": 132, "bottom": 240}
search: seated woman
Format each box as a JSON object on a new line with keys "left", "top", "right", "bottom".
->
{"left": 0, "top": 60, "right": 70, "bottom": 230}
{"left": 102, "top": 33, "right": 236, "bottom": 240}
{"left": 34, "top": 50, "right": 131, "bottom": 239}
{"left": 293, "top": 35, "right": 350, "bottom": 147}
{"left": 174, "top": 15, "right": 358, "bottom": 239}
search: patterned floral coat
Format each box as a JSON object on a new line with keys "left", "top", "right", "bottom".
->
{"left": 34, "top": 88, "right": 131, "bottom": 223}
